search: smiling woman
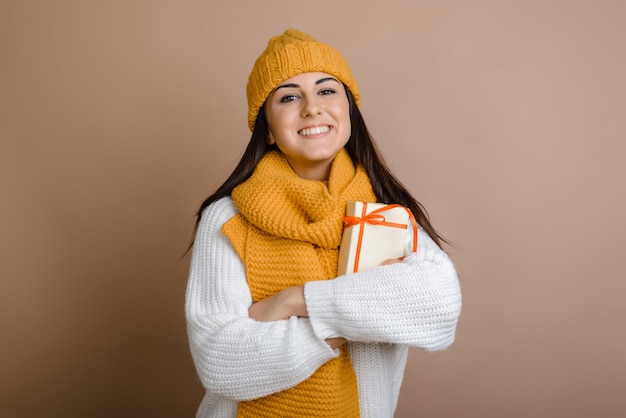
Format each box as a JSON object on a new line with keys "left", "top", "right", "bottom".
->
{"left": 184, "top": 28, "right": 462, "bottom": 418}
{"left": 265, "top": 72, "right": 352, "bottom": 180}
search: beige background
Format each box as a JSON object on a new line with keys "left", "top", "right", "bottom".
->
{"left": 1, "top": 1, "right": 625, "bottom": 417}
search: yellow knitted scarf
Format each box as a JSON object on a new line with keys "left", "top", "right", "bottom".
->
{"left": 222, "top": 148, "right": 376, "bottom": 417}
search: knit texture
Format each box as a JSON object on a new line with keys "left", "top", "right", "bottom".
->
{"left": 186, "top": 197, "right": 462, "bottom": 417}
{"left": 222, "top": 149, "right": 375, "bottom": 417}
{"left": 246, "top": 28, "right": 360, "bottom": 131}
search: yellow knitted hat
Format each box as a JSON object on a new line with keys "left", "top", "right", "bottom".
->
{"left": 246, "top": 28, "right": 360, "bottom": 131}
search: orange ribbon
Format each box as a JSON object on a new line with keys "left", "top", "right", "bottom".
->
{"left": 343, "top": 203, "right": 418, "bottom": 273}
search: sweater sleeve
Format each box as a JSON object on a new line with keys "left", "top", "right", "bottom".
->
{"left": 304, "top": 227, "right": 462, "bottom": 351}
{"left": 185, "top": 197, "right": 338, "bottom": 401}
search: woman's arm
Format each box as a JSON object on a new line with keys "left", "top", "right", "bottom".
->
{"left": 248, "top": 226, "right": 460, "bottom": 350}
{"left": 303, "top": 227, "right": 462, "bottom": 351}
{"left": 248, "top": 286, "right": 347, "bottom": 349}
{"left": 185, "top": 198, "right": 339, "bottom": 401}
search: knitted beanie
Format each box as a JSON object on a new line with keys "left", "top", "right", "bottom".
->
{"left": 246, "top": 28, "right": 360, "bottom": 131}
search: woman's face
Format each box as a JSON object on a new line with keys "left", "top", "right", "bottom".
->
{"left": 264, "top": 72, "right": 351, "bottom": 181}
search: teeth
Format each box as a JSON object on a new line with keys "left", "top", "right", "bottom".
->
{"left": 299, "top": 126, "right": 330, "bottom": 136}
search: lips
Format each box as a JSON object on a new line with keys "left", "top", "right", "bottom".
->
{"left": 298, "top": 125, "right": 331, "bottom": 136}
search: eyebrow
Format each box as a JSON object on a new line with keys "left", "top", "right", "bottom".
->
{"left": 274, "top": 77, "right": 340, "bottom": 92}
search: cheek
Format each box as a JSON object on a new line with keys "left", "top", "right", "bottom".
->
{"left": 338, "top": 109, "right": 351, "bottom": 140}
{"left": 266, "top": 108, "right": 291, "bottom": 136}
{"left": 340, "top": 123, "right": 351, "bottom": 145}
{"left": 334, "top": 100, "right": 351, "bottom": 127}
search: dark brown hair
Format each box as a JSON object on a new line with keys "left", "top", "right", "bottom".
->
{"left": 187, "top": 86, "right": 447, "bottom": 252}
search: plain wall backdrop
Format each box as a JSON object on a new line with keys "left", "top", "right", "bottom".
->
{"left": 1, "top": 1, "right": 625, "bottom": 417}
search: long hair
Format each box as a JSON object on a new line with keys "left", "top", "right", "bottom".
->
{"left": 342, "top": 87, "right": 447, "bottom": 248}
{"left": 186, "top": 86, "right": 447, "bottom": 252}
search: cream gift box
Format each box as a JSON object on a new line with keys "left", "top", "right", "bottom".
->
{"left": 337, "top": 202, "right": 418, "bottom": 276}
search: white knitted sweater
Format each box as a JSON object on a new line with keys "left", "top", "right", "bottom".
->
{"left": 185, "top": 197, "right": 462, "bottom": 417}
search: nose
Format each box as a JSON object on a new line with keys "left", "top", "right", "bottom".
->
{"left": 300, "top": 95, "right": 321, "bottom": 118}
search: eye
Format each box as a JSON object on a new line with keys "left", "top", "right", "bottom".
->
{"left": 279, "top": 94, "right": 299, "bottom": 103}
{"left": 319, "top": 88, "right": 336, "bottom": 96}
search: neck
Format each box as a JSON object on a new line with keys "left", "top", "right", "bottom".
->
{"left": 284, "top": 157, "right": 334, "bottom": 181}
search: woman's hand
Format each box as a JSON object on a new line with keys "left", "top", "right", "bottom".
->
{"left": 248, "top": 285, "right": 307, "bottom": 322}
{"left": 249, "top": 285, "right": 347, "bottom": 349}
{"left": 325, "top": 337, "right": 347, "bottom": 349}
{"left": 381, "top": 256, "right": 406, "bottom": 266}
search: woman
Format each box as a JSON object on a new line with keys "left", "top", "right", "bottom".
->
{"left": 186, "top": 28, "right": 462, "bottom": 418}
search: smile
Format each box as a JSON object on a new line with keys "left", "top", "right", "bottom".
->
{"left": 298, "top": 126, "right": 330, "bottom": 136}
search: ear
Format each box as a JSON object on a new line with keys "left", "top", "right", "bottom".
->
{"left": 267, "top": 131, "right": 276, "bottom": 145}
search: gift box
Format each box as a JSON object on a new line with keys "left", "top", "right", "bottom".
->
{"left": 337, "top": 202, "right": 418, "bottom": 276}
